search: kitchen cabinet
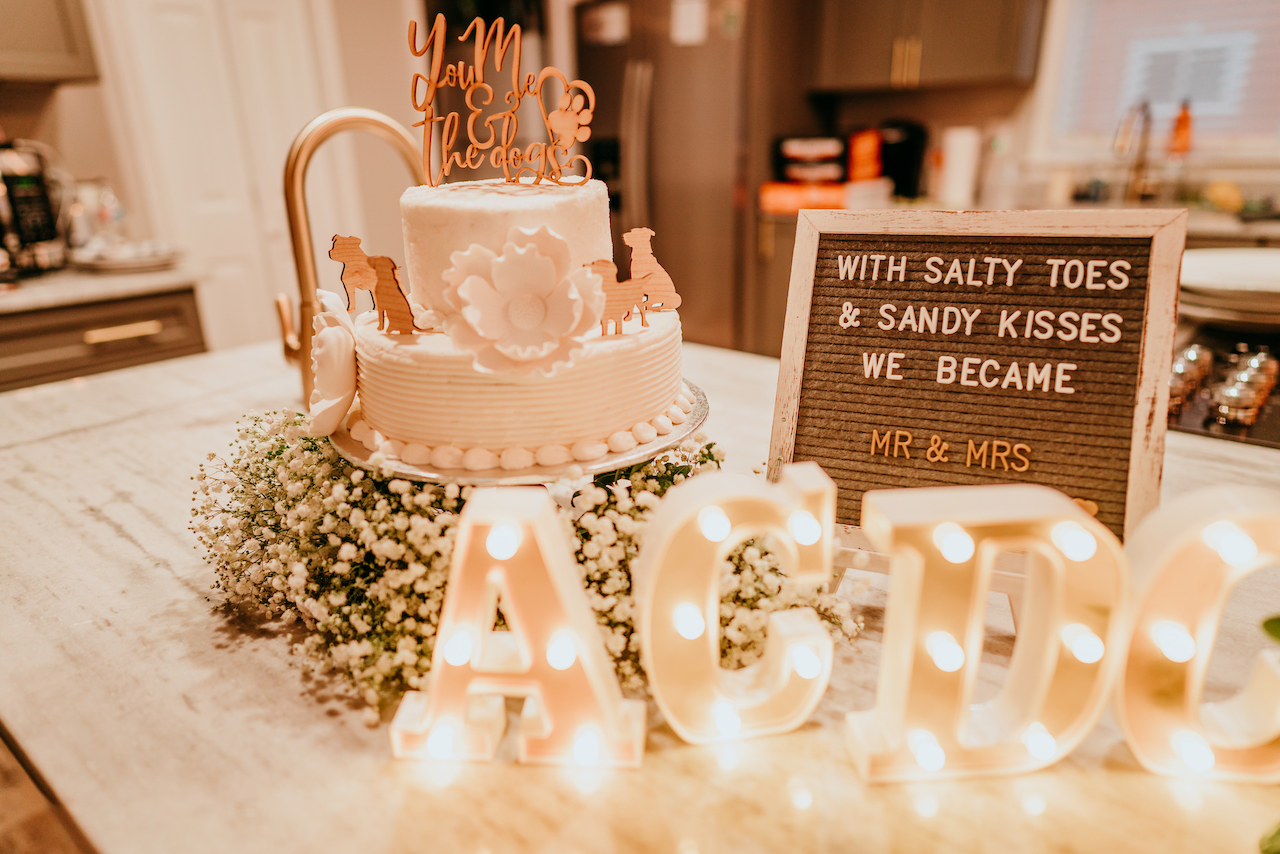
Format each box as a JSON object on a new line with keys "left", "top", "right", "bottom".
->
{"left": 0, "top": 0, "right": 97, "bottom": 82}
{"left": 0, "top": 287, "right": 205, "bottom": 391}
{"left": 814, "top": 0, "right": 903, "bottom": 93}
{"left": 814, "top": 0, "right": 1045, "bottom": 92}
{"left": 751, "top": 214, "right": 798, "bottom": 358}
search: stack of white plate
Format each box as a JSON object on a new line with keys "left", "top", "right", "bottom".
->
{"left": 1180, "top": 248, "right": 1280, "bottom": 330}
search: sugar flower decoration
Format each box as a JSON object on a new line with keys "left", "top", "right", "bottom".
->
{"left": 307, "top": 289, "right": 357, "bottom": 437}
{"left": 442, "top": 225, "right": 604, "bottom": 376}
{"left": 410, "top": 300, "right": 441, "bottom": 332}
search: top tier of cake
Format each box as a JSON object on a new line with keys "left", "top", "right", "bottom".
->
{"left": 400, "top": 178, "right": 613, "bottom": 321}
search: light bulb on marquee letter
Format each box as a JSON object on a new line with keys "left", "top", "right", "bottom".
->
{"left": 635, "top": 462, "right": 836, "bottom": 744}
{"left": 390, "top": 487, "right": 645, "bottom": 767}
{"left": 1119, "top": 485, "right": 1280, "bottom": 781}
{"left": 848, "top": 484, "right": 1127, "bottom": 781}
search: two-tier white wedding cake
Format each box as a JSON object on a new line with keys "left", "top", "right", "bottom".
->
{"left": 307, "top": 177, "right": 692, "bottom": 473}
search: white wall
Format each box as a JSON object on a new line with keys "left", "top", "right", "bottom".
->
{"left": 330, "top": 0, "right": 426, "bottom": 264}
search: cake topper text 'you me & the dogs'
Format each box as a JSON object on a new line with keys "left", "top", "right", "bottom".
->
{"left": 409, "top": 15, "right": 595, "bottom": 187}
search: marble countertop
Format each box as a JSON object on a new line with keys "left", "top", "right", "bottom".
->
{"left": 0, "top": 264, "right": 201, "bottom": 315}
{"left": 1185, "top": 209, "right": 1280, "bottom": 239}
{"left": 759, "top": 208, "right": 1280, "bottom": 241}
{"left": 2, "top": 342, "right": 1280, "bottom": 854}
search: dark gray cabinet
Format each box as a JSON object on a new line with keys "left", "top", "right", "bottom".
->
{"left": 0, "top": 0, "right": 98, "bottom": 82}
{"left": 815, "top": 0, "right": 903, "bottom": 92}
{"left": 814, "top": 0, "right": 1044, "bottom": 91}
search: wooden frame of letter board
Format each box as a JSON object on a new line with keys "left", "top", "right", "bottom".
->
{"left": 768, "top": 209, "right": 1185, "bottom": 543}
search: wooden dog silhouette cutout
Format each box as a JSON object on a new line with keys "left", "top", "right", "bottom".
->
{"left": 365, "top": 256, "right": 417, "bottom": 333}
{"left": 329, "top": 235, "right": 376, "bottom": 308}
{"left": 623, "top": 227, "right": 680, "bottom": 311}
{"left": 329, "top": 235, "right": 417, "bottom": 334}
{"left": 591, "top": 259, "right": 647, "bottom": 335}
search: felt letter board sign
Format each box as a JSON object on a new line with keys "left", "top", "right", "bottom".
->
{"left": 767, "top": 210, "right": 1186, "bottom": 539}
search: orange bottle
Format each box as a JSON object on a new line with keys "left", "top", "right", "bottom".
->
{"left": 1168, "top": 100, "right": 1192, "bottom": 158}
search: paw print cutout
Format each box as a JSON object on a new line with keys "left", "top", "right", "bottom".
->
{"left": 547, "top": 92, "right": 593, "bottom": 150}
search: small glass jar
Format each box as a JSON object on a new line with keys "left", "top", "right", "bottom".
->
{"left": 1171, "top": 357, "right": 1200, "bottom": 391}
{"left": 1168, "top": 373, "right": 1188, "bottom": 417}
{"left": 1226, "top": 366, "right": 1272, "bottom": 395}
{"left": 1210, "top": 380, "right": 1265, "bottom": 426}
{"left": 1243, "top": 347, "right": 1278, "bottom": 388}
{"left": 1180, "top": 344, "right": 1213, "bottom": 384}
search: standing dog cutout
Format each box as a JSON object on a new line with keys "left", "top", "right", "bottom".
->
{"left": 591, "top": 259, "right": 647, "bottom": 335}
{"left": 329, "top": 235, "right": 417, "bottom": 334}
{"left": 329, "top": 235, "right": 376, "bottom": 308}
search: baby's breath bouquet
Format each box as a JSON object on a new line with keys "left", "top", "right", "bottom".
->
{"left": 192, "top": 411, "right": 860, "bottom": 714}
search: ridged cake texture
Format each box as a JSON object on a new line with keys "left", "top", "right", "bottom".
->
{"left": 352, "top": 311, "right": 685, "bottom": 469}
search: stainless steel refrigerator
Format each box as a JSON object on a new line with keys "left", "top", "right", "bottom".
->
{"left": 574, "top": 0, "right": 747, "bottom": 349}
{"left": 570, "top": 0, "right": 822, "bottom": 353}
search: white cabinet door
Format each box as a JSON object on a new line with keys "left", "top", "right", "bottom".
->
{"left": 85, "top": 0, "right": 359, "bottom": 351}
{"left": 217, "top": 0, "right": 364, "bottom": 314}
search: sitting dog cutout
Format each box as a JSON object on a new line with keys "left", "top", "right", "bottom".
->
{"left": 623, "top": 227, "right": 680, "bottom": 312}
{"left": 366, "top": 256, "right": 417, "bottom": 334}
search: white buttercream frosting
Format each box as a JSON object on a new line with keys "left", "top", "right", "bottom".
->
{"left": 352, "top": 310, "right": 682, "bottom": 464}
{"left": 400, "top": 178, "right": 613, "bottom": 322}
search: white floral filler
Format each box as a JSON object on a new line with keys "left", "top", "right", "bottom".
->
{"left": 442, "top": 225, "right": 605, "bottom": 376}
{"left": 192, "top": 412, "right": 861, "bottom": 716}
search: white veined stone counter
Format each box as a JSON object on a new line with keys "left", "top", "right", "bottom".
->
{"left": 1, "top": 341, "right": 1279, "bottom": 854}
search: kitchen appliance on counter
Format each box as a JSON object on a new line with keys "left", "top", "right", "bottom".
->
{"left": 774, "top": 137, "right": 846, "bottom": 183}
{"left": 879, "top": 119, "right": 927, "bottom": 199}
{"left": 0, "top": 139, "right": 69, "bottom": 277}
{"left": 0, "top": 137, "right": 180, "bottom": 285}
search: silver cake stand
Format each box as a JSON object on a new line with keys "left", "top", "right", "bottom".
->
{"left": 328, "top": 379, "right": 709, "bottom": 485}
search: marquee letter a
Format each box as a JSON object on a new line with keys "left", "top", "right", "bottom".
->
{"left": 390, "top": 487, "right": 645, "bottom": 767}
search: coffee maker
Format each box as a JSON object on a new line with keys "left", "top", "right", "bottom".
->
{"left": 0, "top": 136, "right": 68, "bottom": 278}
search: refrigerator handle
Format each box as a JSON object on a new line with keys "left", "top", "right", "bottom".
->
{"left": 620, "top": 59, "right": 654, "bottom": 233}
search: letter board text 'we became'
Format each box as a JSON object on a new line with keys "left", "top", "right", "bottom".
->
{"left": 768, "top": 210, "right": 1186, "bottom": 539}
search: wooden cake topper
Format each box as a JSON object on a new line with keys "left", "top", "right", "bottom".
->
{"left": 586, "top": 229, "right": 680, "bottom": 335}
{"left": 408, "top": 14, "right": 595, "bottom": 186}
{"left": 329, "top": 235, "right": 421, "bottom": 334}
{"left": 588, "top": 228, "right": 681, "bottom": 335}
{"left": 592, "top": 259, "right": 646, "bottom": 335}
{"left": 329, "top": 235, "right": 377, "bottom": 307}
{"left": 367, "top": 256, "right": 417, "bottom": 334}
{"left": 623, "top": 227, "right": 681, "bottom": 312}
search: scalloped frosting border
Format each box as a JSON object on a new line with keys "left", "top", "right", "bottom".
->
{"left": 347, "top": 384, "right": 695, "bottom": 472}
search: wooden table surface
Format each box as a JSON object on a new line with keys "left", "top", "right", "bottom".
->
{"left": 3, "top": 341, "right": 1280, "bottom": 854}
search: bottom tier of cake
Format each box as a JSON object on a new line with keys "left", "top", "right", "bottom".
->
{"left": 350, "top": 310, "right": 691, "bottom": 471}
